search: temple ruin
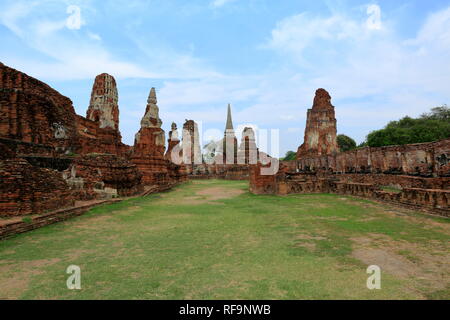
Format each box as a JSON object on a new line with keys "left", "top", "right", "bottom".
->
{"left": 0, "top": 61, "right": 448, "bottom": 239}
{"left": 297, "top": 88, "right": 338, "bottom": 158}
{"left": 250, "top": 89, "right": 449, "bottom": 217}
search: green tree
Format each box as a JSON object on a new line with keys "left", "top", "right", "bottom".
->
{"left": 337, "top": 134, "right": 357, "bottom": 152}
{"left": 421, "top": 105, "right": 450, "bottom": 121}
{"left": 282, "top": 151, "right": 297, "bottom": 161}
{"left": 358, "top": 141, "right": 368, "bottom": 148}
{"left": 366, "top": 105, "right": 450, "bottom": 147}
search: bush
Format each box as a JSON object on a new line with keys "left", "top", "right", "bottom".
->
{"left": 365, "top": 105, "right": 450, "bottom": 147}
{"left": 282, "top": 151, "right": 297, "bottom": 161}
{"left": 337, "top": 134, "right": 357, "bottom": 152}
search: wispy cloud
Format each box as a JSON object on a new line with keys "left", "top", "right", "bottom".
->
{"left": 0, "top": 0, "right": 219, "bottom": 80}
{"left": 210, "top": 0, "right": 237, "bottom": 8}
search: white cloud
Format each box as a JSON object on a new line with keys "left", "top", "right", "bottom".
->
{"left": 0, "top": 1, "right": 36, "bottom": 37}
{"left": 0, "top": 0, "right": 215, "bottom": 80}
{"left": 87, "top": 32, "right": 102, "bottom": 41}
{"left": 159, "top": 76, "right": 260, "bottom": 107}
{"left": 258, "top": 4, "right": 450, "bottom": 146}
{"left": 34, "top": 19, "right": 67, "bottom": 37}
{"left": 407, "top": 6, "right": 450, "bottom": 50}
{"left": 210, "top": 0, "right": 236, "bottom": 8}
{"left": 129, "top": 36, "right": 221, "bottom": 79}
{"left": 266, "top": 12, "right": 360, "bottom": 59}
{"left": 280, "top": 115, "right": 296, "bottom": 121}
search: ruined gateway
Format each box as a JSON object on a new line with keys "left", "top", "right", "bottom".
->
{"left": 0, "top": 62, "right": 449, "bottom": 238}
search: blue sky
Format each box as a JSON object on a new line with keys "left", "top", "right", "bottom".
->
{"left": 1, "top": 0, "right": 449, "bottom": 156}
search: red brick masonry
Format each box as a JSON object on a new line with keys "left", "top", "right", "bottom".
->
{"left": 250, "top": 139, "right": 449, "bottom": 217}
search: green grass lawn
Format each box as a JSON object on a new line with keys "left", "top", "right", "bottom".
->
{"left": 0, "top": 180, "right": 449, "bottom": 300}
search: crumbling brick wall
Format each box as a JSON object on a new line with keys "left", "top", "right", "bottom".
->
{"left": 64, "top": 154, "right": 143, "bottom": 199}
{"left": 0, "top": 63, "right": 79, "bottom": 154}
{"left": 296, "top": 139, "right": 450, "bottom": 180}
{"left": 187, "top": 164, "right": 250, "bottom": 180}
{"left": 0, "top": 157, "right": 74, "bottom": 216}
{"left": 250, "top": 139, "right": 450, "bottom": 216}
{"left": 76, "top": 116, "right": 130, "bottom": 157}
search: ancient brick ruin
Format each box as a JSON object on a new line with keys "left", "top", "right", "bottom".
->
{"left": 250, "top": 89, "right": 449, "bottom": 217}
{"left": 182, "top": 119, "right": 202, "bottom": 166}
{"left": 86, "top": 73, "right": 120, "bottom": 130}
{"left": 0, "top": 63, "right": 182, "bottom": 217}
{"left": 79, "top": 73, "right": 130, "bottom": 156}
{"left": 0, "top": 61, "right": 448, "bottom": 224}
{"left": 185, "top": 105, "right": 257, "bottom": 179}
{"left": 297, "top": 88, "right": 338, "bottom": 159}
{"left": 131, "top": 88, "right": 173, "bottom": 187}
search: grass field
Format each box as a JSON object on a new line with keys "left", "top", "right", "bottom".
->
{"left": 0, "top": 180, "right": 449, "bottom": 300}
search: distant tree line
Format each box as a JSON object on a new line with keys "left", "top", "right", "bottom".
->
{"left": 365, "top": 105, "right": 450, "bottom": 147}
{"left": 282, "top": 151, "right": 297, "bottom": 161}
{"left": 340, "top": 105, "right": 450, "bottom": 150}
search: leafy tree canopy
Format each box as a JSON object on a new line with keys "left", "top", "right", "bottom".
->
{"left": 337, "top": 134, "right": 357, "bottom": 152}
{"left": 282, "top": 151, "right": 297, "bottom": 161}
{"left": 365, "top": 105, "right": 450, "bottom": 147}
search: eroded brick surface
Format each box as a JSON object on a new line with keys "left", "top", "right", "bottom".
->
{"left": 251, "top": 87, "right": 450, "bottom": 217}
{"left": 297, "top": 89, "right": 338, "bottom": 159}
{"left": 131, "top": 88, "right": 184, "bottom": 187}
{"left": 0, "top": 62, "right": 79, "bottom": 154}
{"left": 64, "top": 154, "right": 143, "bottom": 199}
{"left": 0, "top": 65, "right": 177, "bottom": 217}
{"left": 0, "top": 158, "right": 74, "bottom": 216}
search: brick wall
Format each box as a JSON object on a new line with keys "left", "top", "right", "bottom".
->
{"left": 295, "top": 138, "right": 450, "bottom": 178}
{"left": 250, "top": 139, "right": 450, "bottom": 217}
{"left": 0, "top": 158, "right": 74, "bottom": 216}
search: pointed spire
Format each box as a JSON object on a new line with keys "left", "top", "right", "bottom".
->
{"left": 226, "top": 103, "right": 234, "bottom": 131}
{"left": 141, "top": 87, "right": 162, "bottom": 128}
{"left": 148, "top": 87, "right": 157, "bottom": 104}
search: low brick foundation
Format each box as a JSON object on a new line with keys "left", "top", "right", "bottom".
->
{"left": 250, "top": 161, "right": 450, "bottom": 217}
{"left": 187, "top": 164, "right": 250, "bottom": 180}
{"left": 0, "top": 200, "right": 118, "bottom": 240}
{"left": 0, "top": 179, "right": 181, "bottom": 239}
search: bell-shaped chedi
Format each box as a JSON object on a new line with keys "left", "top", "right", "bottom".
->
{"left": 297, "top": 89, "right": 338, "bottom": 159}
{"left": 238, "top": 127, "right": 259, "bottom": 165}
{"left": 140, "top": 87, "right": 163, "bottom": 129}
{"left": 86, "top": 73, "right": 120, "bottom": 130}
{"left": 131, "top": 87, "right": 169, "bottom": 185}
{"left": 133, "top": 88, "right": 165, "bottom": 158}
